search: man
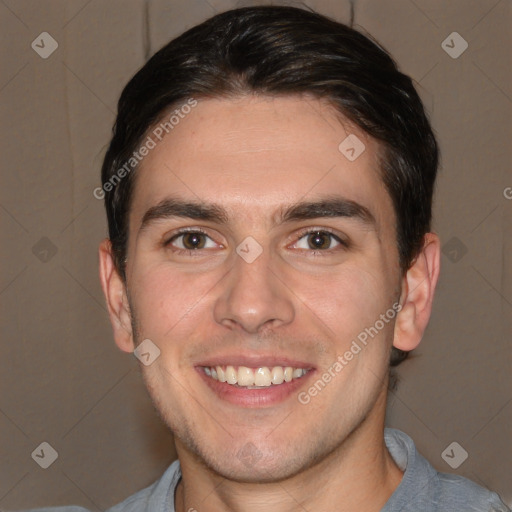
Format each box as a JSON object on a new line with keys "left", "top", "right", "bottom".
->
{"left": 24, "top": 5, "right": 509, "bottom": 512}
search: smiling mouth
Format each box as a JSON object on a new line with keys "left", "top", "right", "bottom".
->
{"left": 202, "top": 365, "right": 311, "bottom": 388}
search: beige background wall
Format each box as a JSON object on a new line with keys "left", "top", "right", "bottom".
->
{"left": 1, "top": 0, "right": 510, "bottom": 509}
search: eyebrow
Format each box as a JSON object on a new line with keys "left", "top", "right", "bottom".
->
{"left": 138, "top": 195, "right": 377, "bottom": 233}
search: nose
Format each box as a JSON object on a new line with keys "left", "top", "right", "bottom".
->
{"left": 213, "top": 245, "right": 295, "bottom": 333}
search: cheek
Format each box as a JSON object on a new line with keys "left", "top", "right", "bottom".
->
{"left": 293, "top": 263, "right": 391, "bottom": 338}
{"left": 128, "top": 262, "right": 220, "bottom": 340}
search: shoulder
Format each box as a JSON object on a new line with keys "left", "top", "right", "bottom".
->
{"left": 383, "top": 428, "right": 510, "bottom": 512}
{"left": 11, "top": 460, "right": 182, "bottom": 512}
{"left": 106, "top": 459, "right": 181, "bottom": 512}
{"left": 435, "top": 471, "right": 510, "bottom": 512}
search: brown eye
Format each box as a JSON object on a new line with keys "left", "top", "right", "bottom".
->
{"left": 167, "top": 230, "right": 216, "bottom": 251}
{"left": 181, "top": 232, "right": 206, "bottom": 250}
{"left": 293, "top": 230, "right": 342, "bottom": 251}
{"left": 307, "top": 231, "right": 333, "bottom": 250}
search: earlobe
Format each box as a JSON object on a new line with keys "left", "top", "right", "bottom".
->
{"left": 98, "top": 239, "right": 135, "bottom": 353}
{"left": 393, "top": 233, "right": 441, "bottom": 352}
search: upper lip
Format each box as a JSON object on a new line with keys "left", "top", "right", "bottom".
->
{"left": 195, "top": 354, "right": 315, "bottom": 370}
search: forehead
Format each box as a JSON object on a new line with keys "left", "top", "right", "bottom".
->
{"left": 129, "top": 95, "right": 394, "bottom": 232}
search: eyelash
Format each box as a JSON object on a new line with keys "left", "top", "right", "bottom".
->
{"left": 164, "top": 227, "right": 348, "bottom": 257}
{"left": 294, "top": 227, "right": 348, "bottom": 256}
{"left": 164, "top": 228, "right": 213, "bottom": 257}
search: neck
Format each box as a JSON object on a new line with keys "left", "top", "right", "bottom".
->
{"left": 174, "top": 389, "right": 402, "bottom": 512}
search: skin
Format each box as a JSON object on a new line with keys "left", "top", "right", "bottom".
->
{"left": 99, "top": 95, "right": 440, "bottom": 512}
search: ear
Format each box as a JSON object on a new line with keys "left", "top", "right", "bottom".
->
{"left": 393, "top": 233, "right": 441, "bottom": 351}
{"left": 98, "top": 239, "right": 135, "bottom": 353}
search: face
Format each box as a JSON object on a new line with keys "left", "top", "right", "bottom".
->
{"left": 122, "top": 95, "right": 402, "bottom": 482}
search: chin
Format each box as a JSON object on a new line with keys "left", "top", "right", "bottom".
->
{"left": 205, "top": 451, "right": 307, "bottom": 484}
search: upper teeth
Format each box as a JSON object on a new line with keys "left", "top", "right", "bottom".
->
{"left": 204, "top": 365, "right": 309, "bottom": 387}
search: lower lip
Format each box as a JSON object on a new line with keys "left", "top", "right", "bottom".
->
{"left": 196, "top": 367, "right": 315, "bottom": 407}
